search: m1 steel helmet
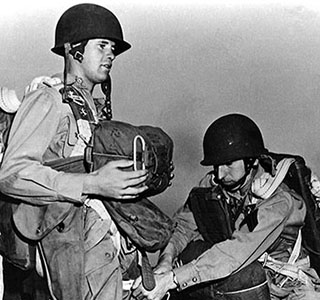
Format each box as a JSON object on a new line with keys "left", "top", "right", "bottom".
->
{"left": 201, "top": 113, "right": 268, "bottom": 166}
{"left": 51, "top": 3, "right": 131, "bottom": 57}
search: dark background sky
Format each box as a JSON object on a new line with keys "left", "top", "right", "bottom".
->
{"left": 2, "top": 0, "right": 320, "bottom": 216}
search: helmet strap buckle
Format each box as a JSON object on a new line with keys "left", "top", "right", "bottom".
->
{"left": 69, "top": 41, "right": 87, "bottom": 63}
{"left": 73, "top": 51, "right": 84, "bottom": 63}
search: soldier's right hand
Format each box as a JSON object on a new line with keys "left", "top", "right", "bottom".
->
{"left": 153, "top": 252, "right": 174, "bottom": 275}
{"left": 83, "top": 159, "right": 148, "bottom": 199}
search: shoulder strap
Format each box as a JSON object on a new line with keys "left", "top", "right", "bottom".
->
{"left": 252, "top": 158, "right": 295, "bottom": 199}
{"left": 62, "top": 86, "right": 96, "bottom": 157}
{"left": 62, "top": 86, "right": 95, "bottom": 124}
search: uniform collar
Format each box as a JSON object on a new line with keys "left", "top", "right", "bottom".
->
{"left": 54, "top": 73, "right": 99, "bottom": 121}
{"left": 52, "top": 73, "right": 89, "bottom": 90}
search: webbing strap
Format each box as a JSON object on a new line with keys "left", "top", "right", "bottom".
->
{"left": 252, "top": 158, "right": 295, "bottom": 199}
{"left": 223, "top": 280, "right": 268, "bottom": 295}
{"left": 258, "top": 230, "right": 310, "bottom": 285}
{"left": 140, "top": 251, "right": 156, "bottom": 291}
{"left": 62, "top": 85, "right": 96, "bottom": 157}
{"left": 37, "top": 242, "right": 58, "bottom": 300}
{"left": 288, "top": 229, "right": 302, "bottom": 265}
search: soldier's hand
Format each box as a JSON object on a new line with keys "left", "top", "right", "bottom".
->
{"left": 83, "top": 160, "right": 148, "bottom": 199}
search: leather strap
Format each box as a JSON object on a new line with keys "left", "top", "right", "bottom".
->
{"left": 140, "top": 251, "right": 156, "bottom": 291}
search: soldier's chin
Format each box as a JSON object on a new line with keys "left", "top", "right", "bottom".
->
{"left": 221, "top": 180, "right": 234, "bottom": 186}
{"left": 221, "top": 181, "right": 240, "bottom": 191}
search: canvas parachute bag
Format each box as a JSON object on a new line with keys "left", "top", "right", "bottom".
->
{"left": 45, "top": 79, "right": 175, "bottom": 291}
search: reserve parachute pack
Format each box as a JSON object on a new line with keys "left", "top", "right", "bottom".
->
{"left": 49, "top": 80, "right": 175, "bottom": 254}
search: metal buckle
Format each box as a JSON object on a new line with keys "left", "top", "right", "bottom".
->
{"left": 163, "top": 292, "right": 171, "bottom": 300}
{"left": 133, "top": 135, "right": 146, "bottom": 171}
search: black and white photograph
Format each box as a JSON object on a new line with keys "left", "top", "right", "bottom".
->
{"left": 1, "top": 0, "right": 320, "bottom": 299}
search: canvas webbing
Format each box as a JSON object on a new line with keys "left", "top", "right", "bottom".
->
{"left": 253, "top": 159, "right": 312, "bottom": 285}
{"left": 252, "top": 158, "right": 295, "bottom": 199}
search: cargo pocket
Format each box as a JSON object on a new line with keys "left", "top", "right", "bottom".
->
{"left": 85, "top": 237, "right": 120, "bottom": 296}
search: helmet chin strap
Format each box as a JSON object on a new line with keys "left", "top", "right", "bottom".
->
{"left": 62, "top": 43, "right": 72, "bottom": 102}
{"left": 100, "top": 74, "right": 112, "bottom": 120}
{"left": 69, "top": 40, "right": 88, "bottom": 63}
{"left": 220, "top": 173, "right": 249, "bottom": 192}
{"left": 62, "top": 41, "right": 87, "bottom": 102}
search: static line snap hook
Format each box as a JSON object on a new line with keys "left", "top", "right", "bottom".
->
{"left": 133, "top": 135, "right": 146, "bottom": 171}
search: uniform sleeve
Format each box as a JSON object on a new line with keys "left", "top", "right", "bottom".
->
{"left": 0, "top": 88, "right": 85, "bottom": 205}
{"left": 173, "top": 191, "right": 295, "bottom": 290}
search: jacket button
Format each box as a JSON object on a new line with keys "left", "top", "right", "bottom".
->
{"left": 192, "top": 277, "right": 197, "bottom": 282}
{"left": 182, "top": 283, "right": 188, "bottom": 287}
{"left": 129, "top": 215, "right": 138, "bottom": 222}
{"left": 217, "top": 194, "right": 222, "bottom": 200}
{"left": 57, "top": 222, "right": 65, "bottom": 232}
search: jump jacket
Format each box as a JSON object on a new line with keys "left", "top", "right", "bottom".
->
{"left": 0, "top": 74, "right": 122, "bottom": 299}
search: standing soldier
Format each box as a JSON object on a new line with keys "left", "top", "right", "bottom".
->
{"left": 0, "top": 4, "right": 148, "bottom": 299}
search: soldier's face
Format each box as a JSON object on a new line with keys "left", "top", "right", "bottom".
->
{"left": 80, "top": 38, "right": 116, "bottom": 86}
{"left": 214, "top": 159, "right": 246, "bottom": 188}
